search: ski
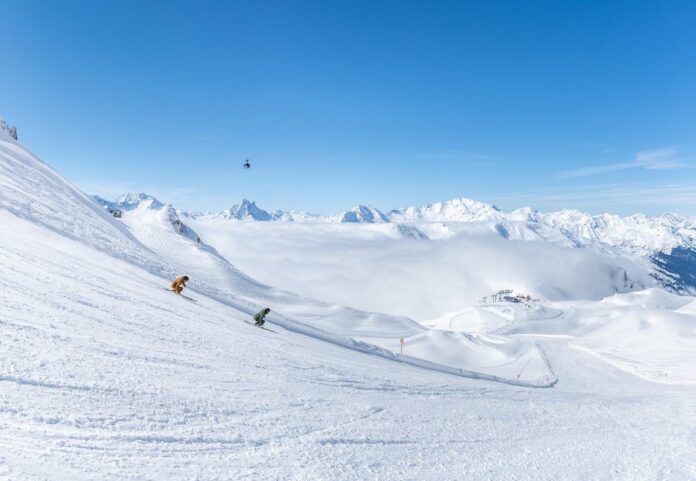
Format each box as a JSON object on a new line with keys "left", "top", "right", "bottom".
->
{"left": 163, "top": 287, "right": 197, "bottom": 303}
{"left": 243, "top": 321, "right": 277, "bottom": 333}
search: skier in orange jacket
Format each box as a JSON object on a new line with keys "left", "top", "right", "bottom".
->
{"left": 171, "top": 275, "right": 189, "bottom": 294}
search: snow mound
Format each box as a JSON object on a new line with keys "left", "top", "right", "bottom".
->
{"left": 571, "top": 306, "right": 696, "bottom": 384}
{"left": 676, "top": 299, "right": 696, "bottom": 315}
{"left": 488, "top": 289, "right": 696, "bottom": 384}
{"left": 597, "top": 287, "right": 692, "bottom": 310}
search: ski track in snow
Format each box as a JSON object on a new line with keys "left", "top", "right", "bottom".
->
{"left": 1, "top": 130, "right": 696, "bottom": 480}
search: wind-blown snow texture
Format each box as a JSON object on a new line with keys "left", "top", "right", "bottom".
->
{"left": 3, "top": 124, "right": 696, "bottom": 480}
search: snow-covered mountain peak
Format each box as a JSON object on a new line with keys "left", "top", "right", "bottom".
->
{"left": 90, "top": 190, "right": 696, "bottom": 293}
{"left": 223, "top": 199, "right": 273, "bottom": 221}
{"left": 509, "top": 206, "right": 541, "bottom": 222}
{"left": 182, "top": 200, "right": 312, "bottom": 222}
{"left": 114, "top": 192, "right": 164, "bottom": 211}
{"left": 334, "top": 205, "right": 390, "bottom": 223}
{"left": 388, "top": 197, "right": 502, "bottom": 222}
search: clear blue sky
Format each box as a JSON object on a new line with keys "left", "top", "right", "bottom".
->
{"left": 1, "top": 0, "right": 695, "bottom": 215}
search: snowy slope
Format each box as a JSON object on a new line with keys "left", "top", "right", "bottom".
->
{"left": 4, "top": 202, "right": 696, "bottom": 480}
{"left": 3, "top": 126, "right": 696, "bottom": 480}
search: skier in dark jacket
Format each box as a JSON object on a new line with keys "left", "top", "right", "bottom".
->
{"left": 254, "top": 308, "right": 271, "bottom": 326}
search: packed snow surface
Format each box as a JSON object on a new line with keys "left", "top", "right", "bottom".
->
{"left": 2, "top": 126, "right": 696, "bottom": 480}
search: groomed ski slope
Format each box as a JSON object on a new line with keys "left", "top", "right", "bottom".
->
{"left": 2, "top": 129, "right": 696, "bottom": 479}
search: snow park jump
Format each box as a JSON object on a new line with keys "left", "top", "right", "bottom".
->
{"left": 3, "top": 3, "right": 696, "bottom": 479}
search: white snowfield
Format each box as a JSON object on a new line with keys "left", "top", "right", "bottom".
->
{"left": 2, "top": 124, "right": 696, "bottom": 480}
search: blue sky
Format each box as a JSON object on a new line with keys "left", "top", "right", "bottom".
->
{"left": 1, "top": 0, "right": 695, "bottom": 215}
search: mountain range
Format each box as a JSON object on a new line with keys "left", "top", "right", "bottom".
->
{"left": 94, "top": 193, "right": 696, "bottom": 295}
